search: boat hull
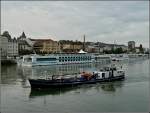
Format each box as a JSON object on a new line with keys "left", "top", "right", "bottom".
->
{"left": 29, "top": 75, "right": 125, "bottom": 89}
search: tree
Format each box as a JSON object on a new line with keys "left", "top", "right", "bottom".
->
{"left": 111, "top": 47, "right": 115, "bottom": 53}
{"left": 114, "top": 47, "right": 123, "bottom": 54}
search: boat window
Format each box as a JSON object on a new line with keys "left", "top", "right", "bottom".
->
{"left": 118, "top": 71, "right": 122, "bottom": 73}
{"left": 25, "top": 58, "right": 32, "bottom": 62}
{"left": 36, "top": 58, "right": 56, "bottom": 61}
{"left": 102, "top": 73, "right": 105, "bottom": 78}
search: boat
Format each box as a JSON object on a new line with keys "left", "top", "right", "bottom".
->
{"left": 18, "top": 51, "right": 111, "bottom": 66}
{"left": 29, "top": 66, "right": 125, "bottom": 89}
{"left": 111, "top": 54, "right": 129, "bottom": 62}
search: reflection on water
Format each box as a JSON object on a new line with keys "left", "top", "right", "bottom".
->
{"left": 1, "top": 59, "right": 149, "bottom": 112}
{"left": 1, "top": 59, "right": 148, "bottom": 87}
{"left": 29, "top": 81, "right": 124, "bottom": 98}
{"left": 1, "top": 65, "right": 21, "bottom": 85}
{"left": 1, "top": 62, "right": 110, "bottom": 85}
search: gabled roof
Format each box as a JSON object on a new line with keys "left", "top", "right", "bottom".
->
{"left": 19, "top": 40, "right": 32, "bottom": 47}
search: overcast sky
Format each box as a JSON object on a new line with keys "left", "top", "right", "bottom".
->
{"left": 1, "top": 1, "right": 149, "bottom": 47}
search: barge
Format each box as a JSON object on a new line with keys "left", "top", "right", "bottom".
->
{"left": 29, "top": 66, "right": 125, "bottom": 89}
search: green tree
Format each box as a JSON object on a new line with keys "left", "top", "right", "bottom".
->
{"left": 111, "top": 48, "right": 115, "bottom": 53}
{"left": 114, "top": 47, "right": 123, "bottom": 54}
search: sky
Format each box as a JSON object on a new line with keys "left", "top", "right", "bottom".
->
{"left": 1, "top": 1, "right": 149, "bottom": 47}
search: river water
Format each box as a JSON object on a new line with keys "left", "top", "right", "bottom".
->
{"left": 1, "top": 59, "right": 149, "bottom": 113}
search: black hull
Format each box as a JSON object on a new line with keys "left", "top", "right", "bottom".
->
{"left": 29, "top": 75, "right": 125, "bottom": 89}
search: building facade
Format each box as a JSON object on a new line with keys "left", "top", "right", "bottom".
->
{"left": 7, "top": 38, "right": 18, "bottom": 57}
{"left": 1, "top": 36, "right": 19, "bottom": 59}
{"left": 17, "top": 32, "right": 33, "bottom": 55}
{"left": 59, "top": 40, "right": 83, "bottom": 53}
{"left": 128, "top": 41, "right": 135, "bottom": 52}
{"left": 0, "top": 36, "right": 8, "bottom": 59}
{"left": 32, "top": 39, "right": 60, "bottom": 53}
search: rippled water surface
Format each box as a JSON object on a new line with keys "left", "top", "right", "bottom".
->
{"left": 1, "top": 59, "right": 149, "bottom": 112}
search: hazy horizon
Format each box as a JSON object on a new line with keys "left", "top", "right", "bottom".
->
{"left": 1, "top": 1, "right": 149, "bottom": 48}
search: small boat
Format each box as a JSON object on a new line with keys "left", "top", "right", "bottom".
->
{"left": 29, "top": 66, "right": 125, "bottom": 89}
{"left": 111, "top": 54, "right": 129, "bottom": 62}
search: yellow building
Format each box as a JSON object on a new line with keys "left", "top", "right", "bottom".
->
{"left": 60, "top": 40, "right": 83, "bottom": 53}
{"left": 32, "top": 39, "right": 60, "bottom": 54}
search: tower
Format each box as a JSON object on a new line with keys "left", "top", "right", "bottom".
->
{"left": 21, "top": 31, "right": 26, "bottom": 38}
{"left": 83, "top": 34, "right": 85, "bottom": 51}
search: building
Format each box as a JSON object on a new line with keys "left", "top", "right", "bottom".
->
{"left": 103, "top": 45, "right": 112, "bottom": 51}
{"left": 0, "top": 36, "right": 8, "bottom": 59}
{"left": 1, "top": 35, "right": 19, "bottom": 59}
{"left": 59, "top": 40, "right": 83, "bottom": 53}
{"left": 135, "top": 47, "right": 140, "bottom": 53}
{"left": 128, "top": 41, "right": 135, "bottom": 52}
{"left": 32, "top": 39, "right": 60, "bottom": 54}
{"left": 17, "top": 32, "right": 33, "bottom": 55}
{"left": 7, "top": 38, "right": 18, "bottom": 57}
{"left": 18, "top": 40, "right": 32, "bottom": 51}
{"left": 86, "top": 41, "right": 128, "bottom": 54}
{"left": 87, "top": 45, "right": 104, "bottom": 53}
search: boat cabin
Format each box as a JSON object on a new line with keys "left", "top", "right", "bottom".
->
{"left": 93, "top": 66, "right": 125, "bottom": 79}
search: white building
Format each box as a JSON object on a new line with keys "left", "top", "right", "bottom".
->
{"left": 103, "top": 46, "right": 112, "bottom": 51}
{"left": 17, "top": 32, "right": 33, "bottom": 54}
{"left": 0, "top": 36, "right": 8, "bottom": 59}
{"left": 7, "top": 38, "right": 18, "bottom": 57}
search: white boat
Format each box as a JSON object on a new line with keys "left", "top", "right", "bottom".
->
{"left": 111, "top": 54, "right": 129, "bottom": 61}
{"left": 19, "top": 53, "right": 111, "bottom": 66}
{"left": 93, "top": 66, "right": 125, "bottom": 79}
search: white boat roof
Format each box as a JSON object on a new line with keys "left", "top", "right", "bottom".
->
{"left": 78, "top": 49, "right": 87, "bottom": 53}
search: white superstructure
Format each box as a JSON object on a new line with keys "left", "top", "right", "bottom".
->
{"left": 19, "top": 53, "right": 111, "bottom": 66}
